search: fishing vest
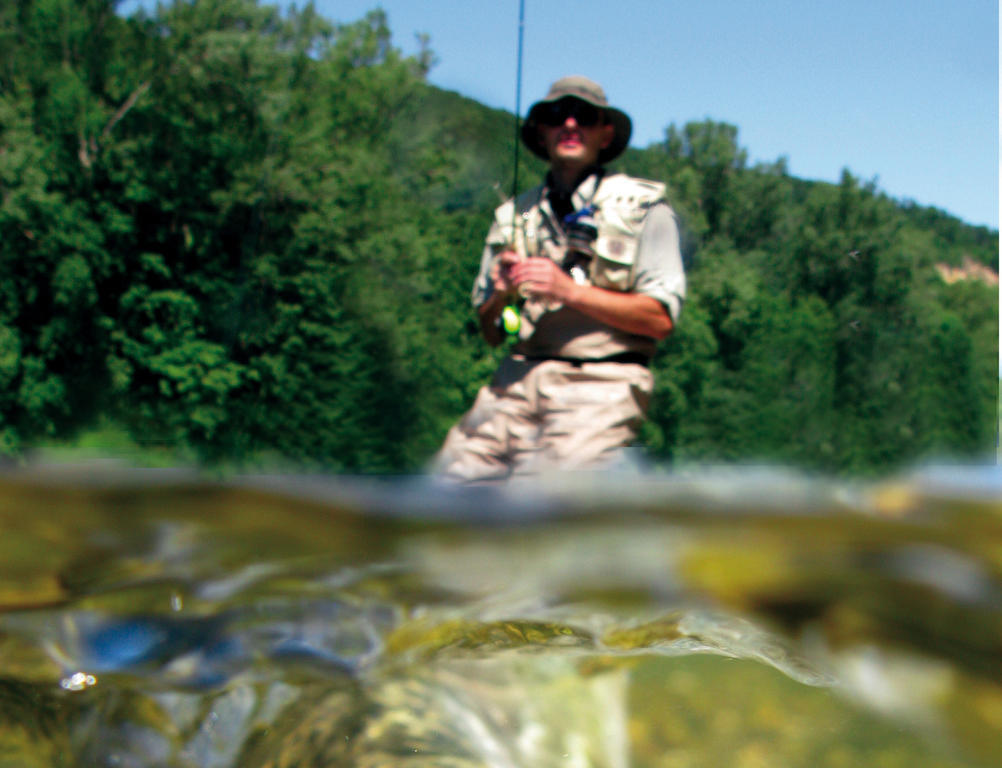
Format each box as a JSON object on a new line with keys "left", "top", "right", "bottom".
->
{"left": 488, "top": 172, "right": 667, "bottom": 294}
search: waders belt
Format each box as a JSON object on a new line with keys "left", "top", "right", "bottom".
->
{"left": 522, "top": 352, "right": 650, "bottom": 368}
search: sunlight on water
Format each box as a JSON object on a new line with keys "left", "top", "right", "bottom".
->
{"left": 0, "top": 460, "right": 998, "bottom": 767}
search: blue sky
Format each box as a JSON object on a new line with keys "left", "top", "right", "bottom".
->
{"left": 309, "top": 0, "right": 998, "bottom": 230}
{"left": 117, "top": 1, "right": 998, "bottom": 229}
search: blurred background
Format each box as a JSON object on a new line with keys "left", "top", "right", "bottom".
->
{"left": 1, "top": 0, "right": 997, "bottom": 474}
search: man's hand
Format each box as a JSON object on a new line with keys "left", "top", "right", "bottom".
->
{"left": 507, "top": 256, "right": 577, "bottom": 303}
{"left": 490, "top": 250, "right": 521, "bottom": 295}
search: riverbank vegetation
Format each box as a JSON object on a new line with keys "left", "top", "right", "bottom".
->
{"left": 2, "top": 0, "right": 997, "bottom": 474}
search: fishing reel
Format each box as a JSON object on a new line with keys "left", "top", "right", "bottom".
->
{"left": 500, "top": 304, "right": 521, "bottom": 335}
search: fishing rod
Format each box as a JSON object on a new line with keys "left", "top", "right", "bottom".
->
{"left": 511, "top": 0, "right": 526, "bottom": 205}
{"left": 500, "top": 0, "right": 526, "bottom": 336}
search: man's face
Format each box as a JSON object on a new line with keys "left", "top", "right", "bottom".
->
{"left": 536, "top": 97, "right": 614, "bottom": 168}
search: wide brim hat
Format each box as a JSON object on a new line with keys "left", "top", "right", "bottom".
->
{"left": 521, "top": 75, "right": 632, "bottom": 163}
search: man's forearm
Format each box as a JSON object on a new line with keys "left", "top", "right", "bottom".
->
{"left": 507, "top": 256, "right": 673, "bottom": 340}
{"left": 564, "top": 282, "right": 674, "bottom": 339}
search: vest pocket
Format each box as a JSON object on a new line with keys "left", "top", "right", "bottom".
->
{"left": 590, "top": 235, "right": 636, "bottom": 291}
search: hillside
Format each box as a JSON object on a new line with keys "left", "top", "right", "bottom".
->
{"left": 1, "top": 0, "right": 996, "bottom": 474}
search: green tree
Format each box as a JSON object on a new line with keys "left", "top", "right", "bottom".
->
{"left": 0, "top": 0, "right": 144, "bottom": 450}
{"left": 0, "top": 3, "right": 995, "bottom": 475}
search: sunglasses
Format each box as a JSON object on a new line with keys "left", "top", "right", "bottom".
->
{"left": 535, "top": 98, "right": 605, "bottom": 128}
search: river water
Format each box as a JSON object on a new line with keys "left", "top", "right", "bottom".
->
{"left": 0, "top": 460, "right": 999, "bottom": 767}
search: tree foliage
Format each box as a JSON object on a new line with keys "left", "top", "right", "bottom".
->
{"left": 1, "top": 0, "right": 996, "bottom": 474}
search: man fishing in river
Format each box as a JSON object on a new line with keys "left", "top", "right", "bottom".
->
{"left": 434, "top": 76, "right": 686, "bottom": 482}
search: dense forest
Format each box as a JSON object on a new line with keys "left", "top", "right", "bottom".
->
{"left": 1, "top": 0, "right": 997, "bottom": 474}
